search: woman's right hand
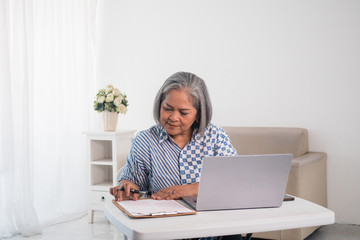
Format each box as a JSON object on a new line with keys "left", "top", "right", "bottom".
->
{"left": 109, "top": 180, "right": 140, "bottom": 201}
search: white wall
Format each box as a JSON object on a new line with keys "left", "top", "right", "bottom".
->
{"left": 94, "top": 0, "right": 360, "bottom": 224}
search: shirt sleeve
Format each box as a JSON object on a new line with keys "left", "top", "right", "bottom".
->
{"left": 214, "top": 127, "right": 238, "bottom": 156}
{"left": 117, "top": 132, "right": 150, "bottom": 191}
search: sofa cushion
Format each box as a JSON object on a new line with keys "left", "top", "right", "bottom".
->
{"left": 222, "top": 127, "right": 308, "bottom": 158}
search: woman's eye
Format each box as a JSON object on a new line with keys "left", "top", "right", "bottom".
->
{"left": 163, "top": 107, "right": 172, "bottom": 111}
{"left": 180, "top": 112, "right": 188, "bottom": 116}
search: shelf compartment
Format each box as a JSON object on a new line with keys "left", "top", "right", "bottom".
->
{"left": 90, "top": 140, "right": 112, "bottom": 162}
{"left": 91, "top": 165, "right": 113, "bottom": 189}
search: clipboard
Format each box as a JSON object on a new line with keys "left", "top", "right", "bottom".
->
{"left": 112, "top": 198, "right": 197, "bottom": 218}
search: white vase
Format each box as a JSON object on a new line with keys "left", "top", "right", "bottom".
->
{"left": 103, "top": 110, "right": 118, "bottom": 131}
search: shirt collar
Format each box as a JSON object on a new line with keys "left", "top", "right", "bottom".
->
{"left": 159, "top": 126, "right": 169, "bottom": 143}
{"left": 192, "top": 129, "right": 203, "bottom": 143}
{"left": 158, "top": 125, "right": 203, "bottom": 144}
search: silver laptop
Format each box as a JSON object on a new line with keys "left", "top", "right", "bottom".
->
{"left": 182, "top": 154, "right": 292, "bottom": 211}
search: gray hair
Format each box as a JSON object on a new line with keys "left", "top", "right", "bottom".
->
{"left": 153, "top": 72, "right": 212, "bottom": 136}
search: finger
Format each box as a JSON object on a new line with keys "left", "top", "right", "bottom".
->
{"left": 113, "top": 186, "right": 123, "bottom": 201}
{"left": 118, "top": 187, "right": 124, "bottom": 201}
{"left": 155, "top": 195, "right": 163, "bottom": 200}
{"left": 112, "top": 187, "right": 120, "bottom": 200}
{"left": 114, "top": 187, "right": 119, "bottom": 201}
{"left": 132, "top": 193, "right": 140, "bottom": 201}
{"left": 153, "top": 190, "right": 170, "bottom": 200}
{"left": 124, "top": 185, "right": 132, "bottom": 197}
{"left": 116, "top": 188, "right": 120, "bottom": 201}
{"left": 151, "top": 193, "right": 162, "bottom": 200}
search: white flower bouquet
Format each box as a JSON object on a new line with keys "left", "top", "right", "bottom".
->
{"left": 94, "top": 85, "right": 128, "bottom": 114}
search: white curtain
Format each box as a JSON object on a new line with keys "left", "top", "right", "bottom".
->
{"left": 0, "top": 0, "right": 97, "bottom": 237}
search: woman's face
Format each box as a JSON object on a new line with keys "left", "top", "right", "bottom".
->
{"left": 160, "top": 89, "right": 198, "bottom": 139}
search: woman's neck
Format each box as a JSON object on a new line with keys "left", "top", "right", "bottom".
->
{"left": 170, "top": 129, "right": 194, "bottom": 150}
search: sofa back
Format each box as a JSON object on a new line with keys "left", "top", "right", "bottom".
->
{"left": 222, "top": 127, "right": 308, "bottom": 158}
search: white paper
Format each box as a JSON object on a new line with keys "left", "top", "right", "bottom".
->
{"left": 117, "top": 199, "right": 195, "bottom": 216}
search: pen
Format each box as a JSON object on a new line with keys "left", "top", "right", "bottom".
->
{"left": 119, "top": 187, "right": 147, "bottom": 195}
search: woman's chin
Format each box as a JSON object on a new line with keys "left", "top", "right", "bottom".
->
{"left": 165, "top": 127, "right": 178, "bottom": 134}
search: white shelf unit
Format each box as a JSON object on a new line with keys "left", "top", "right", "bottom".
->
{"left": 84, "top": 130, "right": 136, "bottom": 223}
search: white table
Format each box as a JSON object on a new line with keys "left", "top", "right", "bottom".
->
{"left": 104, "top": 197, "right": 335, "bottom": 240}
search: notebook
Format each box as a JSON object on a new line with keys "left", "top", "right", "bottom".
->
{"left": 182, "top": 154, "right": 292, "bottom": 211}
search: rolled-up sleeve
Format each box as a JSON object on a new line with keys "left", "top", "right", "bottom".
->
{"left": 215, "top": 127, "right": 238, "bottom": 156}
{"left": 117, "top": 133, "right": 150, "bottom": 191}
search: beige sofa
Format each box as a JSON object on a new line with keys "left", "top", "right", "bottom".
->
{"left": 222, "top": 127, "right": 327, "bottom": 240}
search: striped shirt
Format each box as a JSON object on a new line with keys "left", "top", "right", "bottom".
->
{"left": 118, "top": 123, "right": 238, "bottom": 193}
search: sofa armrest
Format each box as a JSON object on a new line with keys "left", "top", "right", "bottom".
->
{"left": 286, "top": 152, "right": 327, "bottom": 207}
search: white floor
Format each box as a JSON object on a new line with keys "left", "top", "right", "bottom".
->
{"left": 6, "top": 211, "right": 360, "bottom": 240}
{"left": 7, "top": 211, "right": 123, "bottom": 240}
{"left": 305, "top": 223, "right": 360, "bottom": 240}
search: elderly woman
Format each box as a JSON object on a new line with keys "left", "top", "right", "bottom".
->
{"left": 110, "top": 72, "right": 237, "bottom": 202}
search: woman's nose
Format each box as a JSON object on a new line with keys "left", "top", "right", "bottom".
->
{"left": 169, "top": 111, "right": 179, "bottom": 121}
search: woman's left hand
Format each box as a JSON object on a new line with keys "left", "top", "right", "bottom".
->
{"left": 152, "top": 183, "right": 199, "bottom": 200}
